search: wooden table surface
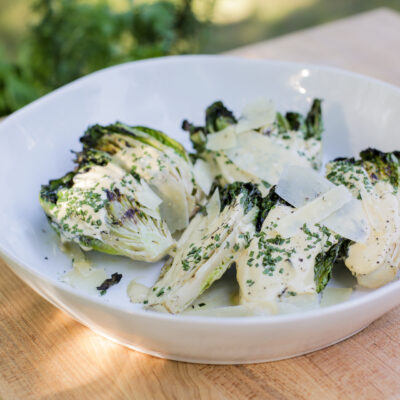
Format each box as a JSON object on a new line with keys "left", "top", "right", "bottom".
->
{"left": 1, "top": 7, "right": 400, "bottom": 400}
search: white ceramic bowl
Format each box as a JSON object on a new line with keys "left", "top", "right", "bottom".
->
{"left": 1, "top": 56, "right": 400, "bottom": 364}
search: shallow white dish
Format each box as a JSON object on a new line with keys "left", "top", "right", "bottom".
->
{"left": 1, "top": 55, "right": 400, "bottom": 364}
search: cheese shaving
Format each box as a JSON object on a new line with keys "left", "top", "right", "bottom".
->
{"left": 225, "top": 131, "right": 309, "bottom": 185}
{"left": 276, "top": 185, "right": 352, "bottom": 238}
{"left": 236, "top": 97, "right": 276, "bottom": 133}
{"left": 276, "top": 165, "right": 333, "bottom": 207}
{"left": 193, "top": 159, "right": 215, "bottom": 195}
{"left": 277, "top": 166, "right": 370, "bottom": 242}
{"left": 322, "top": 199, "right": 370, "bottom": 243}
{"left": 206, "top": 126, "right": 237, "bottom": 151}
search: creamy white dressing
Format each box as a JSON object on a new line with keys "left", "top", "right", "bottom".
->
{"left": 146, "top": 193, "right": 257, "bottom": 313}
{"left": 237, "top": 205, "right": 337, "bottom": 311}
{"left": 48, "top": 162, "right": 175, "bottom": 261}
{"left": 49, "top": 163, "right": 162, "bottom": 242}
{"left": 326, "top": 161, "right": 400, "bottom": 288}
{"left": 325, "top": 161, "right": 374, "bottom": 198}
{"left": 345, "top": 185, "right": 400, "bottom": 287}
{"left": 61, "top": 242, "right": 107, "bottom": 294}
{"left": 51, "top": 164, "right": 121, "bottom": 241}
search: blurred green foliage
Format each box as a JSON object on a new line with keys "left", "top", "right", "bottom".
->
{"left": 0, "top": 0, "right": 201, "bottom": 116}
{"left": 2, "top": 0, "right": 399, "bottom": 116}
{"left": 0, "top": 48, "right": 38, "bottom": 115}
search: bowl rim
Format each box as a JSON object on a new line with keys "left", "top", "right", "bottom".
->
{"left": 1, "top": 54, "right": 400, "bottom": 325}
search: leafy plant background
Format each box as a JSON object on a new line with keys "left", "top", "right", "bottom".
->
{"left": 0, "top": 0, "right": 204, "bottom": 116}
{"left": 1, "top": 0, "right": 399, "bottom": 116}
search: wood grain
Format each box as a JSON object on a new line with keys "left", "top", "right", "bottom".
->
{"left": 227, "top": 8, "right": 400, "bottom": 87}
{"left": 1, "top": 7, "right": 400, "bottom": 400}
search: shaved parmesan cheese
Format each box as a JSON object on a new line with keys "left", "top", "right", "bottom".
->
{"left": 276, "top": 166, "right": 370, "bottom": 243}
{"left": 157, "top": 179, "right": 188, "bottom": 232}
{"left": 193, "top": 159, "right": 215, "bottom": 195}
{"left": 322, "top": 199, "right": 370, "bottom": 243}
{"left": 215, "top": 152, "right": 256, "bottom": 184}
{"left": 176, "top": 214, "right": 204, "bottom": 248}
{"left": 127, "top": 280, "right": 149, "bottom": 303}
{"left": 135, "top": 179, "right": 163, "bottom": 213}
{"left": 63, "top": 267, "right": 107, "bottom": 294}
{"left": 320, "top": 287, "right": 352, "bottom": 307}
{"left": 236, "top": 98, "right": 276, "bottom": 133}
{"left": 206, "top": 189, "right": 221, "bottom": 223}
{"left": 224, "top": 131, "right": 309, "bottom": 185}
{"left": 276, "top": 166, "right": 334, "bottom": 207}
{"left": 276, "top": 185, "right": 352, "bottom": 238}
{"left": 206, "top": 126, "right": 237, "bottom": 151}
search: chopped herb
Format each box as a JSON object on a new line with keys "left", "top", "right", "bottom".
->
{"left": 182, "top": 259, "right": 190, "bottom": 271}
